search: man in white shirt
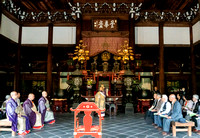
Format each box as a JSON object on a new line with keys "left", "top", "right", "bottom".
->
{"left": 190, "top": 95, "right": 200, "bottom": 132}
{"left": 154, "top": 95, "right": 171, "bottom": 130}
{"left": 182, "top": 95, "right": 193, "bottom": 117}
{"left": 185, "top": 95, "right": 199, "bottom": 122}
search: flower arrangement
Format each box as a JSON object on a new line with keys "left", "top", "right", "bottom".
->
{"left": 87, "top": 79, "right": 93, "bottom": 89}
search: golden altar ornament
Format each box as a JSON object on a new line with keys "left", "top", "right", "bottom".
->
{"left": 101, "top": 51, "right": 111, "bottom": 62}
{"left": 73, "top": 40, "right": 90, "bottom": 64}
{"left": 117, "top": 40, "right": 134, "bottom": 64}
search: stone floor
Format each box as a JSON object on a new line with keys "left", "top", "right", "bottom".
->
{"left": 0, "top": 112, "right": 200, "bottom": 138}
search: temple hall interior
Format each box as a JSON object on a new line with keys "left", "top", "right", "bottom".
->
{"left": 0, "top": 0, "right": 200, "bottom": 137}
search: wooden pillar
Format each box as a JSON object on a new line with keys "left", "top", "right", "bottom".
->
{"left": 47, "top": 24, "right": 53, "bottom": 96}
{"left": 14, "top": 25, "right": 22, "bottom": 91}
{"left": 159, "top": 23, "right": 165, "bottom": 93}
{"left": 129, "top": 17, "right": 135, "bottom": 71}
{"left": 153, "top": 63, "right": 157, "bottom": 88}
{"left": 190, "top": 25, "right": 196, "bottom": 94}
{"left": 129, "top": 18, "right": 135, "bottom": 53}
{"left": 76, "top": 17, "right": 82, "bottom": 44}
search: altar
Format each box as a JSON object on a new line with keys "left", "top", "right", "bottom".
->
{"left": 81, "top": 95, "right": 123, "bottom": 116}
{"left": 51, "top": 98, "right": 68, "bottom": 113}
{"left": 137, "top": 99, "right": 152, "bottom": 113}
{"left": 69, "top": 41, "right": 144, "bottom": 114}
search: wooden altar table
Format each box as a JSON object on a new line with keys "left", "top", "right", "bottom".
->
{"left": 81, "top": 95, "right": 122, "bottom": 116}
{"left": 137, "top": 99, "right": 152, "bottom": 113}
{"left": 51, "top": 98, "right": 67, "bottom": 112}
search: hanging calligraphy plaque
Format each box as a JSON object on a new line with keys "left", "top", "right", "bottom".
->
{"left": 92, "top": 18, "right": 118, "bottom": 31}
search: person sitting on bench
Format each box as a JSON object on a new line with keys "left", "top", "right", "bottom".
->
{"left": 162, "top": 94, "right": 183, "bottom": 136}
{"left": 38, "top": 91, "right": 55, "bottom": 125}
{"left": 6, "top": 91, "right": 31, "bottom": 135}
{"left": 0, "top": 95, "right": 10, "bottom": 119}
{"left": 182, "top": 95, "right": 193, "bottom": 118}
{"left": 190, "top": 94, "right": 200, "bottom": 133}
{"left": 154, "top": 94, "right": 171, "bottom": 130}
{"left": 151, "top": 93, "right": 163, "bottom": 125}
{"left": 145, "top": 93, "right": 158, "bottom": 124}
{"left": 185, "top": 95, "right": 200, "bottom": 123}
{"left": 23, "top": 93, "right": 43, "bottom": 129}
{"left": 195, "top": 104, "right": 200, "bottom": 135}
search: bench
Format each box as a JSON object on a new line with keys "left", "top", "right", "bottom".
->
{"left": 172, "top": 121, "right": 195, "bottom": 137}
{"left": 0, "top": 119, "right": 16, "bottom": 136}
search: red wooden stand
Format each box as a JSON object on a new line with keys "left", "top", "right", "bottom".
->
{"left": 70, "top": 102, "right": 105, "bottom": 138}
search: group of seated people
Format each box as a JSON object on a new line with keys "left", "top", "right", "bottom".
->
{"left": 2, "top": 91, "right": 55, "bottom": 135}
{"left": 145, "top": 92, "right": 200, "bottom": 136}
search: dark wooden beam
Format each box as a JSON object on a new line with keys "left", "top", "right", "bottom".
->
{"left": 0, "top": 34, "right": 18, "bottom": 45}
{"left": 38, "top": 1, "right": 48, "bottom": 11}
{"left": 21, "top": 44, "right": 76, "bottom": 47}
{"left": 135, "top": 22, "right": 190, "bottom": 27}
{"left": 135, "top": 44, "right": 190, "bottom": 47}
{"left": 52, "top": 44, "right": 76, "bottom": 47}
{"left": 21, "top": 1, "right": 35, "bottom": 11}
{"left": 82, "top": 31, "right": 129, "bottom": 37}
{"left": 44, "top": 0, "right": 55, "bottom": 10}
{"left": 191, "top": 0, "right": 200, "bottom": 25}
{"left": 171, "top": 0, "right": 184, "bottom": 10}
{"left": 22, "top": 22, "right": 76, "bottom": 26}
{"left": 154, "top": 0, "right": 166, "bottom": 10}
{"left": 47, "top": 24, "right": 53, "bottom": 96}
{"left": 27, "top": 1, "right": 39, "bottom": 11}
{"left": 159, "top": 22, "right": 165, "bottom": 93}
{"left": 164, "top": 44, "right": 190, "bottom": 47}
{"left": 14, "top": 25, "right": 22, "bottom": 92}
{"left": 2, "top": 10, "right": 20, "bottom": 25}
{"left": 190, "top": 25, "right": 197, "bottom": 94}
{"left": 20, "top": 20, "right": 189, "bottom": 27}
{"left": 73, "top": 0, "right": 140, "bottom": 3}
{"left": 191, "top": 14, "right": 200, "bottom": 25}
{"left": 179, "top": 0, "right": 192, "bottom": 10}
{"left": 76, "top": 16, "right": 82, "bottom": 44}
{"left": 129, "top": 17, "right": 135, "bottom": 53}
{"left": 194, "top": 40, "right": 200, "bottom": 46}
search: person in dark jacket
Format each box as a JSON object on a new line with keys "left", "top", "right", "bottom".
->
{"left": 177, "top": 93, "right": 185, "bottom": 106}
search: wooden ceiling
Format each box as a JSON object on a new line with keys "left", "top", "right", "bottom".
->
{"left": 11, "top": 0, "right": 197, "bottom": 12}
{"left": 0, "top": 0, "right": 200, "bottom": 72}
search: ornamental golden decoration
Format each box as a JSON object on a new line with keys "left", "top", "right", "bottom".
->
{"left": 101, "top": 51, "right": 111, "bottom": 62}
{"left": 73, "top": 40, "right": 90, "bottom": 64}
{"left": 117, "top": 40, "right": 134, "bottom": 64}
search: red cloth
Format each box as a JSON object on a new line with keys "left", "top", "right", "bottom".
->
{"left": 83, "top": 37, "right": 129, "bottom": 56}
